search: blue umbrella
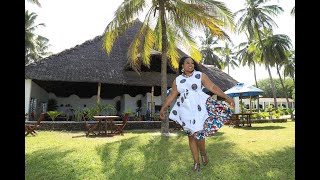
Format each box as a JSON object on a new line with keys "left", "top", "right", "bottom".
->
{"left": 224, "top": 83, "right": 263, "bottom": 98}
{"left": 224, "top": 83, "right": 263, "bottom": 113}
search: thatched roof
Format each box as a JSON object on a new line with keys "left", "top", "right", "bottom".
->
{"left": 25, "top": 20, "right": 238, "bottom": 97}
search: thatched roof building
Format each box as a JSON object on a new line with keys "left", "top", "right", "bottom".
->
{"left": 25, "top": 20, "right": 238, "bottom": 98}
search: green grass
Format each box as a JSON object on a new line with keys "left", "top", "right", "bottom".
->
{"left": 26, "top": 121, "right": 295, "bottom": 180}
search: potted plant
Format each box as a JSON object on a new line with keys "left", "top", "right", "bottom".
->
{"left": 47, "top": 111, "right": 62, "bottom": 121}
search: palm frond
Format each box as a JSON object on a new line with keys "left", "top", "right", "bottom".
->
{"left": 103, "top": 0, "right": 146, "bottom": 55}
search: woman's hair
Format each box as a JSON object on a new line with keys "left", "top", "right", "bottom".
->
{"left": 178, "top": 56, "right": 200, "bottom": 73}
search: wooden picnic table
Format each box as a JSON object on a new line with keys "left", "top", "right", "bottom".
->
{"left": 93, "top": 116, "right": 121, "bottom": 136}
{"left": 231, "top": 112, "right": 256, "bottom": 127}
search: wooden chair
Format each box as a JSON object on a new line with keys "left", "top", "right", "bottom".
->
{"left": 228, "top": 114, "right": 240, "bottom": 127}
{"left": 83, "top": 115, "right": 99, "bottom": 137}
{"left": 25, "top": 113, "right": 45, "bottom": 136}
{"left": 112, "top": 113, "right": 129, "bottom": 135}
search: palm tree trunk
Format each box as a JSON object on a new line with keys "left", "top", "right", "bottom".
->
{"left": 159, "top": 1, "right": 169, "bottom": 135}
{"left": 276, "top": 64, "right": 294, "bottom": 120}
{"left": 254, "top": 21, "right": 277, "bottom": 109}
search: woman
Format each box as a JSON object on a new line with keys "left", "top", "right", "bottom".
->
{"left": 159, "top": 56, "right": 235, "bottom": 172}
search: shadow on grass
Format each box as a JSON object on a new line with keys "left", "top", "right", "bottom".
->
{"left": 25, "top": 148, "right": 77, "bottom": 179}
{"left": 26, "top": 129, "right": 294, "bottom": 180}
{"left": 200, "top": 146, "right": 295, "bottom": 180}
{"left": 95, "top": 130, "right": 230, "bottom": 179}
{"left": 240, "top": 126, "right": 286, "bottom": 130}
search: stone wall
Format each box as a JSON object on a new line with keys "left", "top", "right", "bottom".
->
{"left": 34, "top": 118, "right": 288, "bottom": 131}
{"left": 36, "top": 121, "right": 180, "bottom": 131}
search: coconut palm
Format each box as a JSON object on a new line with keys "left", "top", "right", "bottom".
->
{"left": 290, "top": 6, "right": 295, "bottom": 16}
{"left": 284, "top": 49, "right": 295, "bottom": 82}
{"left": 25, "top": 10, "right": 51, "bottom": 64}
{"left": 26, "top": 0, "right": 41, "bottom": 7}
{"left": 235, "top": 41, "right": 263, "bottom": 111}
{"left": 102, "top": 0, "right": 234, "bottom": 134}
{"left": 199, "top": 29, "right": 223, "bottom": 68}
{"left": 260, "top": 29, "right": 294, "bottom": 119}
{"left": 235, "top": 0, "right": 284, "bottom": 109}
{"left": 215, "top": 42, "right": 239, "bottom": 75}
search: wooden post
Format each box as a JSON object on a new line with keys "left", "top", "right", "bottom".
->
{"left": 97, "top": 82, "right": 101, "bottom": 104}
{"left": 151, "top": 86, "right": 154, "bottom": 119}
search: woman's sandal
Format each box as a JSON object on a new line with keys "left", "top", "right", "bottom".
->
{"left": 193, "top": 163, "right": 200, "bottom": 172}
{"left": 201, "top": 153, "right": 209, "bottom": 166}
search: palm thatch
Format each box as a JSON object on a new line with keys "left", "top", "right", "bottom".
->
{"left": 25, "top": 20, "right": 238, "bottom": 98}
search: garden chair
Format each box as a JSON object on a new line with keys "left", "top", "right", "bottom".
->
{"left": 228, "top": 114, "right": 240, "bottom": 127}
{"left": 84, "top": 115, "right": 99, "bottom": 137}
{"left": 25, "top": 113, "right": 45, "bottom": 136}
{"left": 112, "top": 113, "right": 129, "bottom": 135}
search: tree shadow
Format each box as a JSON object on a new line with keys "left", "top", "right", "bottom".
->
{"left": 25, "top": 148, "right": 78, "bottom": 179}
{"left": 198, "top": 146, "right": 295, "bottom": 179}
{"left": 240, "top": 126, "right": 286, "bottom": 130}
{"left": 96, "top": 130, "right": 230, "bottom": 179}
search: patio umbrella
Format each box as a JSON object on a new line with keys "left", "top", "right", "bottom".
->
{"left": 224, "top": 83, "right": 264, "bottom": 112}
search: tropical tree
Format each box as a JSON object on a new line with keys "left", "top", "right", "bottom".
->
{"left": 290, "top": 6, "right": 295, "bottom": 16}
{"left": 257, "top": 78, "right": 294, "bottom": 99}
{"left": 25, "top": 10, "right": 51, "bottom": 64}
{"left": 283, "top": 49, "right": 295, "bottom": 82}
{"left": 235, "top": 0, "right": 284, "bottom": 109}
{"left": 261, "top": 29, "right": 294, "bottom": 119}
{"left": 198, "top": 29, "right": 223, "bottom": 68}
{"left": 235, "top": 40, "right": 262, "bottom": 111}
{"left": 215, "top": 42, "right": 238, "bottom": 74}
{"left": 102, "top": 0, "right": 234, "bottom": 134}
{"left": 26, "top": 0, "right": 41, "bottom": 7}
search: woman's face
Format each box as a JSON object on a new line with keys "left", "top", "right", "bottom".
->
{"left": 182, "top": 58, "right": 195, "bottom": 73}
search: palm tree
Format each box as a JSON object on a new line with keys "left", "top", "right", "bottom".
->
{"left": 25, "top": 10, "right": 51, "bottom": 64}
{"left": 284, "top": 49, "right": 295, "bottom": 82}
{"left": 235, "top": 41, "right": 262, "bottom": 111}
{"left": 261, "top": 29, "right": 294, "bottom": 119}
{"left": 102, "top": 0, "right": 234, "bottom": 134}
{"left": 26, "top": 0, "right": 41, "bottom": 7}
{"left": 235, "top": 0, "right": 284, "bottom": 109}
{"left": 215, "top": 42, "right": 238, "bottom": 75}
{"left": 199, "top": 29, "right": 223, "bottom": 68}
{"left": 290, "top": 6, "right": 295, "bottom": 16}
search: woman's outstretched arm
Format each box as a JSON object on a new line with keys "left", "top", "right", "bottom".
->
{"left": 160, "top": 79, "right": 179, "bottom": 120}
{"left": 201, "top": 73, "right": 235, "bottom": 107}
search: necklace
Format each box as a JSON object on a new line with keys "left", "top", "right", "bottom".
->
{"left": 182, "top": 71, "right": 194, "bottom": 78}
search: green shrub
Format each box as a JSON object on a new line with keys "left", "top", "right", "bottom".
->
{"left": 47, "top": 111, "right": 62, "bottom": 121}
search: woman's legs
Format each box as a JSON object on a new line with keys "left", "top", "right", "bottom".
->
{"left": 188, "top": 136, "right": 200, "bottom": 163}
{"left": 196, "top": 139, "right": 209, "bottom": 165}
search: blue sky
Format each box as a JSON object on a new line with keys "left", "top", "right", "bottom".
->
{"left": 26, "top": 0, "right": 295, "bottom": 85}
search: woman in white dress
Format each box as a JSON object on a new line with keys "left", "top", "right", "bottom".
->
{"left": 160, "top": 56, "right": 235, "bottom": 172}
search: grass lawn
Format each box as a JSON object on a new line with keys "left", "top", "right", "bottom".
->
{"left": 25, "top": 121, "right": 295, "bottom": 180}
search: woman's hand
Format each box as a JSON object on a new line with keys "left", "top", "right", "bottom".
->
{"left": 159, "top": 109, "right": 165, "bottom": 120}
{"left": 226, "top": 96, "right": 235, "bottom": 108}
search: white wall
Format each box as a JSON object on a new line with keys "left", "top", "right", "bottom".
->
{"left": 123, "top": 94, "right": 143, "bottom": 115}
{"left": 49, "top": 93, "right": 121, "bottom": 111}
{"left": 29, "top": 80, "right": 49, "bottom": 117}
{"left": 25, "top": 79, "right": 32, "bottom": 114}
{"left": 234, "top": 97, "right": 240, "bottom": 113}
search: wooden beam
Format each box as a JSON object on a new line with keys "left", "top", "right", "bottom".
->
{"left": 151, "top": 86, "right": 154, "bottom": 118}
{"left": 97, "top": 82, "right": 101, "bottom": 104}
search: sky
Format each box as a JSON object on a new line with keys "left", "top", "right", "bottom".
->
{"left": 25, "top": 0, "right": 295, "bottom": 86}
